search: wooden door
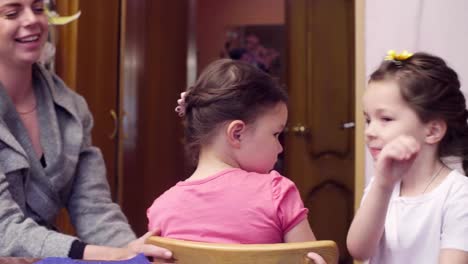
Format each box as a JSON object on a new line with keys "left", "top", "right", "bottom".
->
{"left": 54, "top": 0, "right": 121, "bottom": 234}
{"left": 119, "top": 0, "right": 188, "bottom": 236}
{"left": 55, "top": 0, "right": 188, "bottom": 237}
{"left": 285, "top": 0, "right": 355, "bottom": 263}
{"left": 73, "top": 0, "right": 121, "bottom": 200}
{"left": 56, "top": 0, "right": 120, "bottom": 198}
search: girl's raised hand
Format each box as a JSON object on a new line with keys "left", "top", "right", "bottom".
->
{"left": 374, "top": 135, "right": 420, "bottom": 190}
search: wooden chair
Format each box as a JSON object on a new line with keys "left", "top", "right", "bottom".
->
{"left": 146, "top": 236, "right": 339, "bottom": 264}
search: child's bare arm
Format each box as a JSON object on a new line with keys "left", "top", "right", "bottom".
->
{"left": 284, "top": 219, "right": 326, "bottom": 264}
{"left": 346, "top": 182, "right": 393, "bottom": 261}
{"left": 439, "top": 249, "right": 468, "bottom": 264}
{"left": 347, "top": 135, "right": 420, "bottom": 261}
{"left": 284, "top": 219, "right": 316, "bottom": 242}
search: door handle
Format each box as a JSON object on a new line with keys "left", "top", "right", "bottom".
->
{"left": 109, "top": 109, "right": 118, "bottom": 140}
{"left": 341, "top": 122, "right": 355, "bottom": 129}
{"left": 289, "top": 124, "right": 311, "bottom": 137}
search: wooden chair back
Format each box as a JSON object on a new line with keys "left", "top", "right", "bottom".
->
{"left": 146, "top": 236, "right": 339, "bottom": 264}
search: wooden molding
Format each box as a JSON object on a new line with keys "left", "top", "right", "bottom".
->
{"left": 354, "top": 0, "right": 365, "bottom": 263}
{"left": 55, "top": 0, "right": 80, "bottom": 90}
{"left": 354, "top": 0, "right": 365, "bottom": 211}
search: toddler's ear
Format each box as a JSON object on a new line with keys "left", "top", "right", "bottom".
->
{"left": 425, "top": 119, "right": 447, "bottom": 144}
{"left": 226, "top": 120, "right": 246, "bottom": 148}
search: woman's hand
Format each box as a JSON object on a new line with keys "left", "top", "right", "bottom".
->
{"left": 126, "top": 230, "right": 172, "bottom": 259}
{"left": 83, "top": 230, "right": 172, "bottom": 260}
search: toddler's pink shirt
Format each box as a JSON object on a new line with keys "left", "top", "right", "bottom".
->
{"left": 147, "top": 168, "right": 308, "bottom": 243}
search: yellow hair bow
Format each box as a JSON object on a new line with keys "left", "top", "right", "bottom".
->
{"left": 384, "top": 50, "right": 413, "bottom": 61}
{"left": 45, "top": 8, "right": 81, "bottom": 25}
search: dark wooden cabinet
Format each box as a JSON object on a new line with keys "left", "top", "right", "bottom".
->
{"left": 119, "top": 0, "right": 188, "bottom": 235}
{"left": 55, "top": 0, "right": 188, "bottom": 237}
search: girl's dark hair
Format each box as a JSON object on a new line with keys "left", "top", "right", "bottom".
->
{"left": 182, "top": 59, "right": 288, "bottom": 164}
{"left": 370, "top": 52, "right": 468, "bottom": 174}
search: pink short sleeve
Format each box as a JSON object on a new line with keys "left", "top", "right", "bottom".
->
{"left": 271, "top": 171, "right": 309, "bottom": 233}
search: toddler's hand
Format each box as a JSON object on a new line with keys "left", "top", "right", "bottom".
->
{"left": 307, "top": 252, "right": 327, "bottom": 264}
{"left": 375, "top": 135, "right": 420, "bottom": 189}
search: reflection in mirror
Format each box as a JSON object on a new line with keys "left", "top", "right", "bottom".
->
{"left": 221, "top": 25, "right": 284, "bottom": 79}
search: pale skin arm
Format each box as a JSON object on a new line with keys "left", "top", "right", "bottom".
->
{"left": 439, "top": 249, "right": 468, "bottom": 264}
{"left": 346, "top": 180, "right": 393, "bottom": 260}
{"left": 83, "top": 230, "right": 172, "bottom": 260}
{"left": 284, "top": 219, "right": 326, "bottom": 264}
{"left": 347, "top": 136, "right": 420, "bottom": 261}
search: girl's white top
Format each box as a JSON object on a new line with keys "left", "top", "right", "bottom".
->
{"left": 363, "top": 170, "right": 468, "bottom": 264}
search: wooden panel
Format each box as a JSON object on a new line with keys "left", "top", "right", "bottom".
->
{"left": 306, "top": 0, "right": 354, "bottom": 159}
{"left": 54, "top": 0, "right": 120, "bottom": 235}
{"left": 354, "top": 0, "right": 366, "bottom": 211}
{"left": 285, "top": 0, "right": 310, "bottom": 192}
{"left": 74, "top": 0, "right": 121, "bottom": 200}
{"left": 55, "top": 0, "right": 79, "bottom": 90}
{"left": 305, "top": 180, "right": 353, "bottom": 264}
{"left": 119, "top": 0, "right": 149, "bottom": 236}
{"left": 285, "top": 0, "right": 355, "bottom": 263}
{"left": 120, "top": 0, "right": 188, "bottom": 236}
{"left": 54, "top": 0, "right": 80, "bottom": 236}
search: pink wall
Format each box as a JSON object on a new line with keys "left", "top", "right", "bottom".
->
{"left": 196, "top": 0, "right": 284, "bottom": 72}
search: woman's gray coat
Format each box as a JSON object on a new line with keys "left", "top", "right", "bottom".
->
{"left": 0, "top": 64, "right": 136, "bottom": 257}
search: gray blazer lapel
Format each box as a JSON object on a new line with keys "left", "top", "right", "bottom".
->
{"left": 0, "top": 70, "right": 64, "bottom": 224}
{"left": 0, "top": 65, "right": 87, "bottom": 226}
{"left": 0, "top": 81, "right": 61, "bottom": 224}
{"left": 33, "top": 67, "right": 61, "bottom": 168}
{"left": 0, "top": 86, "right": 30, "bottom": 159}
{"left": 0, "top": 121, "right": 30, "bottom": 179}
{"left": 32, "top": 64, "right": 83, "bottom": 203}
{"left": 0, "top": 123, "right": 28, "bottom": 158}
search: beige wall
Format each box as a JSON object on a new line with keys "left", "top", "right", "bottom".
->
{"left": 196, "top": 0, "right": 284, "bottom": 72}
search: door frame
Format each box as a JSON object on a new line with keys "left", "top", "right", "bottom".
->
{"left": 354, "top": 1, "right": 365, "bottom": 263}
{"left": 354, "top": 0, "right": 365, "bottom": 212}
